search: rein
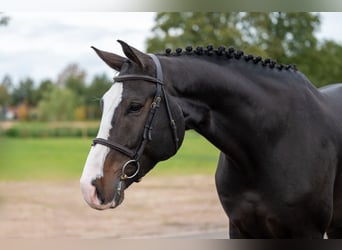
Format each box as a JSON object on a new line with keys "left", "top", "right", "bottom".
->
{"left": 92, "top": 54, "right": 179, "bottom": 183}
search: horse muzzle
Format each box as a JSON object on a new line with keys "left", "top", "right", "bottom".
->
{"left": 80, "top": 157, "right": 141, "bottom": 210}
{"left": 80, "top": 180, "right": 125, "bottom": 210}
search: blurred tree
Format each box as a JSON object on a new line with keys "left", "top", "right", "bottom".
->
{"left": 147, "top": 12, "right": 320, "bottom": 58}
{"left": 57, "top": 63, "right": 86, "bottom": 87}
{"left": 86, "top": 73, "right": 111, "bottom": 102}
{"left": 11, "top": 78, "right": 37, "bottom": 106}
{"left": 16, "top": 101, "right": 29, "bottom": 121}
{"left": 0, "top": 13, "right": 10, "bottom": 26}
{"left": 239, "top": 12, "right": 320, "bottom": 63}
{"left": 38, "top": 86, "right": 77, "bottom": 121}
{"left": 146, "top": 12, "right": 342, "bottom": 87}
{"left": 57, "top": 63, "right": 87, "bottom": 101}
{"left": 293, "top": 40, "right": 342, "bottom": 87}
{"left": 0, "top": 75, "right": 13, "bottom": 106}
{"left": 55, "top": 63, "right": 88, "bottom": 121}
{"left": 85, "top": 73, "right": 112, "bottom": 119}
{"left": 147, "top": 13, "right": 245, "bottom": 53}
{"left": 0, "top": 85, "right": 11, "bottom": 106}
{"left": 74, "top": 106, "right": 87, "bottom": 121}
{"left": 35, "top": 79, "right": 54, "bottom": 102}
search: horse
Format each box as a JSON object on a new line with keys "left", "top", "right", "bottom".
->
{"left": 80, "top": 40, "right": 342, "bottom": 238}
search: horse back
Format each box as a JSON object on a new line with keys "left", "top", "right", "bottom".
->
{"left": 319, "top": 83, "right": 342, "bottom": 132}
{"left": 319, "top": 83, "right": 342, "bottom": 109}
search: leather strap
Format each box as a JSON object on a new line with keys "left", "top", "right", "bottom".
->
{"left": 149, "top": 54, "right": 180, "bottom": 150}
{"left": 92, "top": 138, "right": 136, "bottom": 159}
{"left": 114, "top": 74, "right": 163, "bottom": 85}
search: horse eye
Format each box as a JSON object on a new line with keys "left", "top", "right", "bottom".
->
{"left": 128, "top": 103, "right": 143, "bottom": 113}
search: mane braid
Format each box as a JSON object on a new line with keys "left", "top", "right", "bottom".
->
{"left": 162, "top": 45, "right": 297, "bottom": 72}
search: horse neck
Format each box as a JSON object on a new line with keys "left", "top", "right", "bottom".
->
{"left": 159, "top": 55, "right": 317, "bottom": 167}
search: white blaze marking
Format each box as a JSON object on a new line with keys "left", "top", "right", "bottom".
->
{"left": 80, "top": 82, "right": 123, "bottom": 206}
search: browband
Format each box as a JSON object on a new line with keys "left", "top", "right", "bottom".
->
{"left": 114, "top": 74, "right": 163, "bottom": 85}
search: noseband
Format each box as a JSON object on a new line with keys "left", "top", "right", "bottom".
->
{"left": 92, "top": 54, "right": 180, "bottom": 182}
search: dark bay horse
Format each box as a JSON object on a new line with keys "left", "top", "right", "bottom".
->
{"left": 80, "top": 40, "right": 342, "bottom": 238}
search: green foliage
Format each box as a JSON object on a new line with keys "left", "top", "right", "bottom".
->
{"left": 0, "top": 131, "right": 219, "bottom": 180}
{"left": 3, "top": 64, "right": 110, "bottom": 122}
{"left": 11, "top": 77, "right": 37, "bottom": 106}
{"left": 0, "top": 83, "right": 11, "bottom": 106}
{"left": 147, "top": 13, "right": 245, "bottom": 53}
{"left": 239, "top": 13, "right": 320, "bottom": 61}
{"left": 2, "top": 122, "right": 99, "bottom": 138}
{"left": 57, "top": 63, "right": 87, "bottom": 108}
{"left": 147, "top": 12, "right": 342, "bottom": 87}
{"left": 147, "top": 13, "right": 320, "bottom": 56}
{"left": 292, "top": 40, "right": 342, "bottom": 87}
{"left": 85, "top": 73, "right": 112, "bottom": 119}
{"left": 37, "top": 86, "right": 78, "bottom": 121}
{"left": 34, "top": 79, "right": 54, "bottom": 104}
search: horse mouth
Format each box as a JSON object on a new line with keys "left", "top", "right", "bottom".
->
{"left": 92, "top": 185, "right": 125, "bottom": 210}
{"left": 80, "top": 182, "right": 125, "bottom": 210}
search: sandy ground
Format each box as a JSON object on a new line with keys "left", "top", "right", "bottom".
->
{"left": 0, "top": 175, "right": 228, "bottom": 239}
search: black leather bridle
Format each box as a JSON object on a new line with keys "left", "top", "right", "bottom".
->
{"left": 91, "top": 54, "right": 180, "bottom": 182}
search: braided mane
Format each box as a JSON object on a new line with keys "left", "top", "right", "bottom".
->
{"left": 162, "top": 45, "right": 297, "bottom": 71}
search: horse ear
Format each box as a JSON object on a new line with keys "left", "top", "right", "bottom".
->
{"left": 91, "top": 46, "right": 125, "bottom": 71}
{"left": 117, "top": 40, "right": 149, "bottom": 69}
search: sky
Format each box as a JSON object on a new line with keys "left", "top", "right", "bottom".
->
{"left": 0, "top": 12, "right": 155, "bottom": 85}
{"left": 1, "top": 12, "right": 342, "bottom": 86}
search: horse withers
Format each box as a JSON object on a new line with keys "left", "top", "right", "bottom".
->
{"left": 80, "top": 40, "right": 342, "bottom": 238}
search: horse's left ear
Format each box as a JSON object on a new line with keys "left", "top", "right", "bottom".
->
{"left": 117, "top": 40, "right": 149, "bottom": 69}
{"left": 91, "top": 46, "right": 126, "bottom": 71}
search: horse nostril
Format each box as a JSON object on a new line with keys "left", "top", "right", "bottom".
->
{"left": 95, "top": 188, "right": 105, "bottom": 204}
{"left": 91, "top": 179, "right": 97, "bottom": 187}
{"left": 91, "top": 179, "right": 105, "bottom": 204}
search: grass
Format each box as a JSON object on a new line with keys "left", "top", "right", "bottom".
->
{"left": 0, "top": 131, "right": 219, "bottom": 181}
{"left": 0, "top": 137, "right": 90, "bottom": 180}
{"left": 1, "top": 121, "right": 100, "bottom": 138}
{"left": 154, "top": 132, "right": 219, "bottom": 176}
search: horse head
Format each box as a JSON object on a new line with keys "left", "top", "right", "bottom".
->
{"left": 80, "top": 40, "right": 185, "bottom": 210}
